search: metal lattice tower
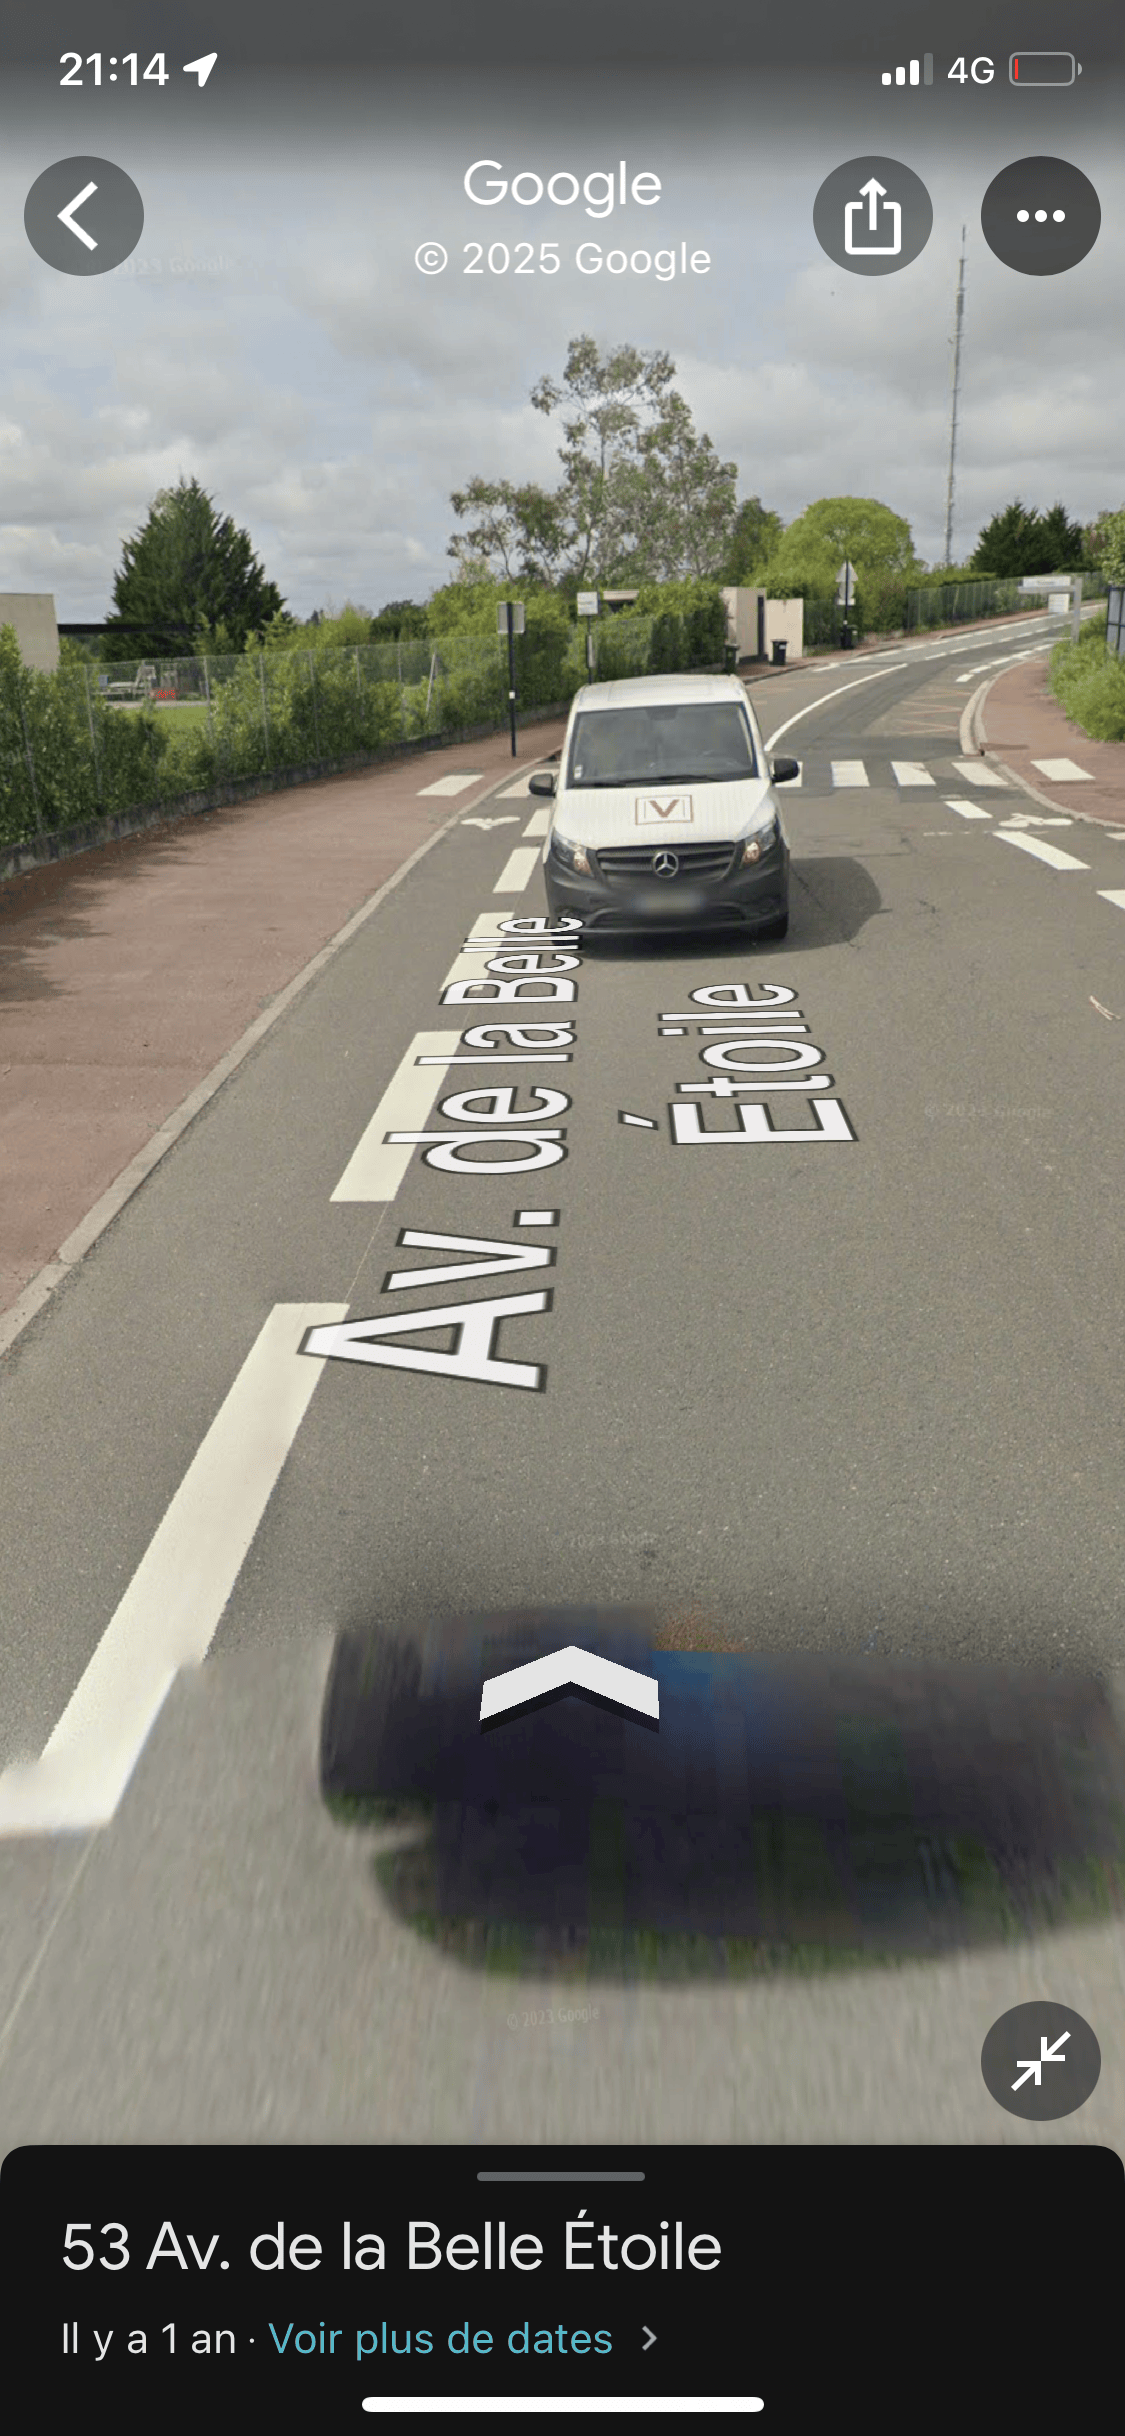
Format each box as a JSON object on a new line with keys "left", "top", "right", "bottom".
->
{"left": 943, "top": 228, "right": 966, "bottom": 566}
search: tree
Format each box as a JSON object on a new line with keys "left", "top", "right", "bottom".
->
{"left": 1090, "top": 509, "right": 1125, "bottom": 586}
{"left": 370, "top": 600, "right": 430, "bottom": 641}
{"left": 104, "top": 477, "right": 284, "bottom": 655}
{"left": 719, "top": 496, "right": 785, "bottom": 585}
{"left": 970, "top": 499, "right": 1085, "bottom": 578}
{"left": 446, "top": 479, "right": 567, "bottom": 586}
{"left": 446, "top": 337, "right": 737, "bottom": 590}
{"left": 764, "top": 496, "right": 918, "bottom": 595}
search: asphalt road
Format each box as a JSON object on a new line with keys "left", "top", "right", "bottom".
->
{"left": 1, "top": 614, "right": 1123, "bottom": 2147}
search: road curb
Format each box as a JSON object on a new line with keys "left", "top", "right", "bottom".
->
{"left": 965, "top": 651, "right": 1123, "bottom": 829}
{"left": 0, "top": 761, "right": 541, "bottom": 1364}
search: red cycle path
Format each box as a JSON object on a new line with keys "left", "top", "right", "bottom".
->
{"left": 0, "top": 726, "right": 566, "bottom": 1325}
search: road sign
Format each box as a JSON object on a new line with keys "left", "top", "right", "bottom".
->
{"left": 497, "top": 601, "right": 525, "bottom": 635}
{"left": 836, "top": 561, "right": 858, "bottom": 602}
{"left": 576, "top": 591, "right": 599, "bottom": 616}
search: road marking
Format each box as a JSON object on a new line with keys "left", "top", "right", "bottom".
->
{"left": 331, "top": 1032, "right": 461, "bottom": 1200}
{"left": 1098, "top": 889, "right": 1125, "bottom": 912}
{"left": 1031, "top": 758, "right": 1094, "bottom": 781}
{"left": 831, "top": 760, "right": 869, "bottom": 787}
{"left": 481, "top": 1645, "right": 660, "bottom": 1725}
{"left": 764, "top": 662, "right": 908, "bottom": 751}
{"left": 438, "top": 912, "right": 518, "bottom": 992}
{"left": 951, "top": 760, "right": 1009, "bottom": 786}
{"left": 943, "top": 798, "right": 993, "bottom": 821}
{"left": 462, "top": 814, "right": 519, "bottom": 830}
{"left": 994, "top": 832, "right": 1089, "bottom": 871}
{"left": 494, "top": 845, "right": 540, "bottom": 893}
{"left": 891, "top": 761, "right": 935, "bottom": 787}
{"left": 418, "top": 772, "right": 483, "bottom": 796}
{"left": 0, "top": 1305, "right": 347, "bottom": 1833}
{"left": 522, "top": 802, "right": 552, "bottom": 836}
{"left": 498, "top": 777, "right": 535, "bottom": 797}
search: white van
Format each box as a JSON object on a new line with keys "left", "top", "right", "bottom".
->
{"left": 531, "top": 672, "right": 797, "bottom": 938}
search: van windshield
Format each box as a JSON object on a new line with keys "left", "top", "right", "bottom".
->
{"left": 568, "top": 702, "right": 758, "bottom": 787}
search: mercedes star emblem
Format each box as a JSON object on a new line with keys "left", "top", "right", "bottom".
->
{"left": 653, "top": 850, "right": 679, "bottom": 877}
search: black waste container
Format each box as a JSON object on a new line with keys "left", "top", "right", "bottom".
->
{"left": 771, "top": 639, "right": 787, "bottom": 666}
{"left": 723, "top": 643, "right": 738, "bottom": 673}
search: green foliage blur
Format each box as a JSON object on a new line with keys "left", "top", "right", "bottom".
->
{"left": 1049, "top": 609, "right": 1125, "bottom": 741}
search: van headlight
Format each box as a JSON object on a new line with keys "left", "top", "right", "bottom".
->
{"left": 550, "top": 828, "right": 591, "bottom": 875}
{"left": 740, "top": 810, "right": 777, "bottom": 865}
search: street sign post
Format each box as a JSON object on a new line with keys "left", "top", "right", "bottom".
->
{"left": 836, "top": 560, "right": 857, "bottom": 648}
{"left": 497, "top": 600, "right": 525, "bottom": 755}
{"left": 576, "top": 589, "right": 599, "bottom": 676}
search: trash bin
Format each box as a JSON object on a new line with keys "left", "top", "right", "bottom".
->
{"left": 723, "top": 643, "right": 738, "bottom": 673}
{"left": 771, "top": 639, "right": 787, "bottom": 666}
{"left": 840, "top": 623, "right": 854, "bottom": 650}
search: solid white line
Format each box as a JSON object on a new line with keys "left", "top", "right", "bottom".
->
{"left": 764, "top": 663, "right": 908, "bottom": 750}
{"left": 943, "top": 799, "right": 993, "bottom": 821}
{"left": 522, "top": 802, "right": 552, "bottom": 836}
{"left": 831, "top": 761, "right": 869, "bottom": 787}
{"left": 951, "top": 760, "right": 1009, "bottom": 786}
{"left": 994, "top": 833, "right": 1089, "bottom": 871}
{"left": 1098, "top": 889, "right": 1125, "bottom": 911}
{"left": 0, "top": 1304, "right": 348, "bottom": 1833}
{"left": 494, "top": 845, "right": 540, "bottom": 892}
{"left": 418, "top": 772, "right": 483, "bottom": 796}
{"left": 331, "top": 1032, "right": 461, "bottom": 1200}
{"left": 891, "top": 761, "right": 935, "bottom": 787}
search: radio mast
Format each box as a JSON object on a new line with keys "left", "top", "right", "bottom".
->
{"left": 942, "top": 227, "right": 966, "bottom": 566}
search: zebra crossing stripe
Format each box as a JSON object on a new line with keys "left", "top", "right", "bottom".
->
{"left": 890, "top": 762, "right": 935, "bottom": 788}
{"left": 830, "top": 761, "right": 869, "bottom": 787}
{"left": 944, "top": 798, "right": 993, "bottom": 822}
{"left": 951, "top": 760, "right": 1009, "bottom": 787}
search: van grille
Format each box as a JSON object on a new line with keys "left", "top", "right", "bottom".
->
{"left": 593, "top": 840, "right": 736, "bottom": 881}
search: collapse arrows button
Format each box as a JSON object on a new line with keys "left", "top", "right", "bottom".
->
{"left": 480, "top": 1644, "right": 660, "bottom": 1726}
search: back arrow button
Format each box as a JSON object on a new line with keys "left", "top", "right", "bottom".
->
{"left": 58, "top": 181, "right": 98, "bottom": 250}
{"left": 24, "top": 156, "right": 144, "bottom": 275}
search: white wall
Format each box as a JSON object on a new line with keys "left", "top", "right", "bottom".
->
{"left": 765, "top": 599, "right": 803, "bottom": 659}
{"left": 720, "top": 587, "right": 765, "bottom": 658}
{"left": 0, "top": 594, "right": 60, "bottom": 672}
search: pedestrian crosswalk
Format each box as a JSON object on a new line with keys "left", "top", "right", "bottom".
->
{"left": 783, "top": 754, "right": 1015, "bottom": 793}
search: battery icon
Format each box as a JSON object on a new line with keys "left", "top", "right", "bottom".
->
{"left": 1010, "top": 53, "right": 1080, "bottom": 84}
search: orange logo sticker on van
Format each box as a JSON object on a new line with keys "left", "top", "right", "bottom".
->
{"left": 635, "top": 796, "right": 694, "bottom": 823}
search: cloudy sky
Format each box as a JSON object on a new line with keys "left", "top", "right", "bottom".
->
{"left": 3, "top": 20, "right": 1122, "bottom": 620}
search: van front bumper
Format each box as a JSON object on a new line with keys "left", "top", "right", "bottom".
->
{"left": 544, "top": 833, "right": 789, "bottom": 931}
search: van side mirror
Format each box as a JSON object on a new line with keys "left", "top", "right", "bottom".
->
{"left": 770, "top": 756, "right": 799, "bottom": 784}
{"left": 528, "top": 770, "right": 557, "bottom": 796}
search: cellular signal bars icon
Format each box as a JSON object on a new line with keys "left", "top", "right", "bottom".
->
{"left": 882, "top": 56, "right": 934, "bottom": 86}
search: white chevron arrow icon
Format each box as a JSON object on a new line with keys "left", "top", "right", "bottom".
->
{"left": 480, "top": 1645, "right": 659, "bottom": 1724}
{"left": 58, "top": 182, "right": 98, "bottom": 251}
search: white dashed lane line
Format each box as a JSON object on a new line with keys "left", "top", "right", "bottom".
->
{"left": 1098, "top": 889, "right": 1125, "bottom": 912}
{"left": 994, "top": 832, "right": 1089, "bottom": 871}
{"left": 494, "top": 845, "right": 541, "bottom": 892}
{"left": 522, "top": 803, "right": 552, "bottom": 837}
{"left": 944, "top": 799, "right": 993, "bottom": 821}
{"left": 0, "top": 1304, "right": 349, "bottom": 1833}
{"left": 331, "top": 1032, "right": 461, "bottom": 1201}
{"left": 418, "top": 772, "right": 483, "bottom": 796}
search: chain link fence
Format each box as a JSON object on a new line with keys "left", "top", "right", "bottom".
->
{"left": 0, "top": 608, "right": 727, "bottom": 855}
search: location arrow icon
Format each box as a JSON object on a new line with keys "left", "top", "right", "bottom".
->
{"left": 183, "top": 53, "right": 218, "bottom": 86}
{"left": 57, "top": 181, "right": 98, "bottom": 250}
{"left": 480, "top": 1644, "right": 660, "bottom": 1725}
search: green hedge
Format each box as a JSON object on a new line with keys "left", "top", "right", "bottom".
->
{"left": 0, "top": 600, "right": 725, "bottom": 853}
{"left": 1048, "top": 609, "right": 1125, "bottom": 740}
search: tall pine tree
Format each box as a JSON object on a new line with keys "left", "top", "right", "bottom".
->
{"left": 104, "top": 478, "right": 284, "bottom": 655}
